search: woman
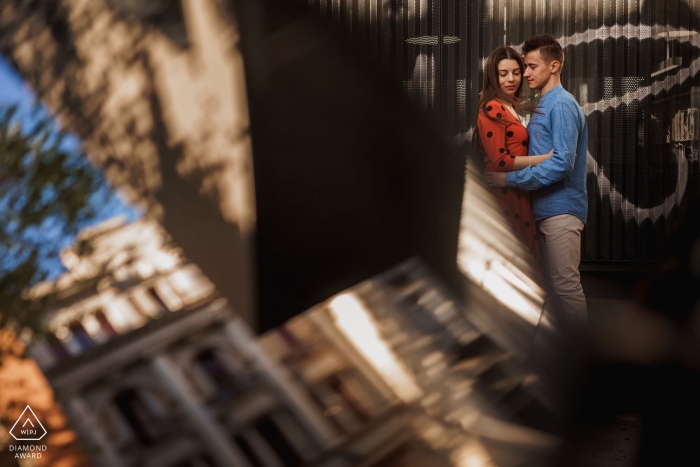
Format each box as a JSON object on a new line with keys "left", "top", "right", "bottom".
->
{"left": 475, "top": 46, "right": 552, "bottom": 263}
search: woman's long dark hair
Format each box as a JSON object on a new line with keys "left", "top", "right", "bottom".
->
{"left": 472, "top": 46, "right": 538, "bottom": 153}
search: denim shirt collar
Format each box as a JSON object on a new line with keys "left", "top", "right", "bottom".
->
{"left": 539, "top": 84, "right": 563, "bottom": 102}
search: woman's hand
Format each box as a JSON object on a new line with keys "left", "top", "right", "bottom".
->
{"left": 484, "top": 171, "right": 507, "bottom": 187}
{"left": 523, "top": 149, "right": 554, "bottom": 168}
{"left": 510, "top": 148, "right": 554, "bottom": 171}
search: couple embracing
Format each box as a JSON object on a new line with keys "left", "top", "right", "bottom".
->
{"left": 475, "top": 34, "right": 588, "bottom": 318}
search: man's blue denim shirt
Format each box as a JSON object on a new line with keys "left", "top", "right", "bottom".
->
{"left": 505, "top": 84, "right": 588, "bottom": 224}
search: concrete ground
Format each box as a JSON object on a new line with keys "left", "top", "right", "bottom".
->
{"left": 572, "top": 413, "right": 641, "bottom": 467}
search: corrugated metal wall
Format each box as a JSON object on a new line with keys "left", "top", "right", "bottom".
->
{"left": 308, "top": 0, "right": 700, "bottom": 262}
{"left": 307, "top": 0, "right": 482, "bottom": 138}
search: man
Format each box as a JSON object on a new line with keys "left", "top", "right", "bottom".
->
{"left": 485, "top": 33, "right": 588, "bottom": 317}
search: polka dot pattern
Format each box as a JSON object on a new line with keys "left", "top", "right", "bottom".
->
{"left": 477, "top": 99, "right": 540, "bottom": 276}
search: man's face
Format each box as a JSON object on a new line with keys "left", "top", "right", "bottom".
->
{"left": 523, "top": 50, "right": 556, "bottom": 90}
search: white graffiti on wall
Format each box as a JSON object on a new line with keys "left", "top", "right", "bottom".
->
{"left": 586, "top": 149, "right": 688, "bottom": 224}
{"left": 578, "top": 25, "right": 699, "bottom": 223}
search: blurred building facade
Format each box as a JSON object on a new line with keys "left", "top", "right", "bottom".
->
{"left": 23, "top": 214, "right": 563, "bottom": 467}
{"left": 26, "top": 218, "right": 417, "bottom": 467}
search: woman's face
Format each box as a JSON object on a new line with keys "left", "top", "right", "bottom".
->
{"left": 497, "top": 58, "right": 522, "bottom": 97}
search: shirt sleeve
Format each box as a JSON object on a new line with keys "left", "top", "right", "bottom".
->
{"left": 505, "top": 102, "right": 578, "bottom": 190}
{"left": 478, "top": 106, "right": 514, "bottom": 172}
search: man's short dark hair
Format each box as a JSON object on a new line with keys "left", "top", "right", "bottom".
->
{"left": 522, "top": 33, "right": 564, "bottom": 65}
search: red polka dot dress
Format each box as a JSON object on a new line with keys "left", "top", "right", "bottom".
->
{"left": 477, "top": 99, "right": 541, "bottom": 268}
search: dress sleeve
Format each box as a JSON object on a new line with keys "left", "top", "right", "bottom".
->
{"left": 478, "top": 103, "right": 514, "bottom": 172}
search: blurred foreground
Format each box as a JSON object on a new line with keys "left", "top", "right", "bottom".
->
{"left": 4, "top": 200, "right": 560, "bottom": 467}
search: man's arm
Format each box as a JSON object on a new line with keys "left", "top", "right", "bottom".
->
{"left": 503, "top": 102, "right": 579, "bottom": 191}
{"left": 484, "top": 150, "right": 554, "bottom": 187}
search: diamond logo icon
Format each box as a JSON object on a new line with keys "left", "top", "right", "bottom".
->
{"left": 9, "top": 406, "right": 47, "bottom": 441}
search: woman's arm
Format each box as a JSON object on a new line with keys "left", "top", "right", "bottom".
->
{"left": 510, "top": 149, "right": 554, "bottom": 170}
{"left": 478, "top": 109, "right": 515, "bottom": 172}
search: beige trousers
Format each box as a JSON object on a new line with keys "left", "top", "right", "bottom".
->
{"left": 536, "top": 214, "right": 588, "bottom": 316}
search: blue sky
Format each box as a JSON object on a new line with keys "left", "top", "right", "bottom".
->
{"left": 0, "top": 54, "right": 140, "bottom": 279}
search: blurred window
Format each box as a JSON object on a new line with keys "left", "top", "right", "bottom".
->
{"left": 113, "top": 388, "right": 168, "bottom": 445}
{"left": 95, "top": 309, "right": 118, "bottom": 339}
{"left": 147, "top": 287, "right": 169, "bottom": 314}
{"left": 68, "top": 320, "right": 94, "bottom": 351}
{"left": 194, "top": 348, "right": 239, "bottom": 400}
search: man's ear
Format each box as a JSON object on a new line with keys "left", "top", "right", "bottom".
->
{"left": 550, "top": 60, "right": 562, "bottom": 74}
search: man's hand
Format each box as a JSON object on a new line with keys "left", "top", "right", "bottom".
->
{"left": 484, "top": 171, "right": 507, "bottom": 188}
